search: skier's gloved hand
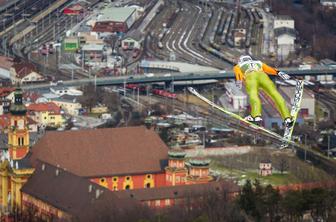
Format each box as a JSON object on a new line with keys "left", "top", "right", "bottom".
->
{"left": 278, "top": 71, "right": 291, "bottom": 80}
{"left": 236, "top": 81, "right": 242, "bottom": 89}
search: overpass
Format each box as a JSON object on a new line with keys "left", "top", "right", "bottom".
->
{"left": 21, "top": 68, "right": 336, "bottom": 90}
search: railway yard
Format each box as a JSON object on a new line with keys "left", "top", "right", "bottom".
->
{"left": 0, "top": 0, "right": 335, "bottom": 182}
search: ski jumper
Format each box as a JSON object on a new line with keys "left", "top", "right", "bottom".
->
{"left": 233, "top": 61, "right": 291, "bottom": 120}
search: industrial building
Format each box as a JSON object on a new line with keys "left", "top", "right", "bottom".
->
{"left": 279, "top": 86, "right": 315, "bottom": 119}
{"left": 81, "top": 44, "right": 105, "bottom": 64}
{"left": 93, "top": 7, "right": 137, "bottom": 33}
{"left": 224, "top": 82, "right": 247, "bottom": 111}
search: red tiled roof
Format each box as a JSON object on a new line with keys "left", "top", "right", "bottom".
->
{"left": 0, "top": 87, "right": 15, "bottom": 97}
{"left": 115, "top": 181, "right": 240, "bottom": 201}
{"left": 31, "top": 126, "right": 169, "bottom": 177}
{"left": 27, "top": 102, "right": 61, "bottom": 114}
{"left": 23, "top": 91, "right": 41, "bottom": 103}
{"left": 13, "top": 62, "right": 37, "bottom": 78}
{"left": 22, "top": 161, "right": 139, "bottom": 222}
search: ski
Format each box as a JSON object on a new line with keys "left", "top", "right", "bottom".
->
{"left": 280, "top": 80, "right": 304, "bottom": 149}
{"left": 187, "top": 87, "right": 291, "bottom": 143}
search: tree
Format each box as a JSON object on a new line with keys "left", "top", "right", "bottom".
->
{"left": 237, "top": 179, "right": 256, "bottom": 217}
{"left": 79, "top": 83, "right": 104, "bottom": 112}
{"left": 102, "top": 91, "right": 120, "bottom": 112}
{"left": 278, "top": 158, "right": 288, "bottom": 174}
{"left": 263, "top": 185, "right": 281, "bottom": 222}
{"left": 281, "top": 190, "right": 306, "bottom": 221}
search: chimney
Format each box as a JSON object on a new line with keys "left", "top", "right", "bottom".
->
{"left": 95, "top": 189, "right": 100, "bottom": 199}
{"left": 89, "top": 184, "right": 93, "bottom": 193}
{"left": 42, "top": 164, "right": 45, "bottom": 171}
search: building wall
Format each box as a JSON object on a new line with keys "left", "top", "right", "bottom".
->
{"left": 277, "top": 35, "right": 295, "bottom": 45}
{"left": 31, "top": 111, "right": 64, "bottom": 127}
{"left": 93, "top": 21, "right": 128, "bottom": 33}
{"left": 91, "top": 173, "right": 166, "bottom": 191}
{"left": 22, "top": 193, "right": 70, "bottom": 220}
{"left": 51, "top": 100, "right": 82, "bottom": 116}
{"left": 121, "top": 38, "right": 140, "bottom": 50}
{"left": 20, "top": 72, "right": 45, "bottom": 84}
{"left": 277, "top": 44, "right": 295, "bottom": 60}
{"left": 83, "top": 50, "right": 103, "bottom": 63}
{"left": 274, "top": 19, "right": 295, "bottom": 29}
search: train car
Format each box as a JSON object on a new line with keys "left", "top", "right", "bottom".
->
{"left": 152, "top": 89, "right": 177, "bottom": 99}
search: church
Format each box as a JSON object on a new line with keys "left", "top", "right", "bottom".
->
{"left": 0, "top": 88, "right": 232, "bottom": 220}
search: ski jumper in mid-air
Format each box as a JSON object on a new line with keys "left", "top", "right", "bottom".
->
{"left": 233, "top": 55, "right": 293, "bottom": 127}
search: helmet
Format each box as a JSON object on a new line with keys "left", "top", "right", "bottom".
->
{"left": 238, "top": 55, "right": 252, "bottom": 64}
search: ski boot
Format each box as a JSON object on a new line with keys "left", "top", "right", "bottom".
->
{"left": 283, "top": 117, "right": 294, "bottom": 128}
{"left": 244, "top": 115, "right": 263, "bottom": 125}
{"left": 254, "top": 116, "right": 263, "bottom": 125}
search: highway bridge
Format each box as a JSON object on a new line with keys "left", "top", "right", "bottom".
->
{"left": 21, "top": 68, "right": 336, "bottom": 90}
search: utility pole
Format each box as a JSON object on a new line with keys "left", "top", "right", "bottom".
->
{"left": 327, "top": 134, "right": 330, "bottom": 158}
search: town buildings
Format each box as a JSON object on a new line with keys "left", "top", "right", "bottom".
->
{"left": 27, "top": 102, "right": 65, "bottom": 128}
{"left": 0, "top": 89, "right": 239, "bottom": 221}
{"left": 273, "top": 16, "right": 296, "bottom": 60}
{"left": 10, "top": 62, "right": 45, "bottom": 85}
{"left": 92, "top": 7, "right": 137, "bottom": 33}
{"left": 259, "top": 160, "right": 272, "bottom": 176}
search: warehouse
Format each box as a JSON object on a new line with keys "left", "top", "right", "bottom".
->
{"left": 93, "top": 7, "right": 137, "bottom": 33}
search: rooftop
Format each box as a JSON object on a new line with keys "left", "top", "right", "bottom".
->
{"left": 97, "top": 7, "right": 136, "bottom": 22}
{"left": 275, "top": 15, "right": 294, "bottom": 20}
{"left": 82, "top": 44, "right": 104, "bottom": 51}
{"left": 27, "top": 102, "right": 61, "bottom": 114}
{"left": 13, "top": 61, "right": 37, "bottom": 78}
{"left": 115, "top": 181, "right": 240, "bottom": 201}
{"left": 21, "top": 161, "right": 138, "bottom": 222}
{"left": 30, "top": 126, "right": 169, "bottom": 177}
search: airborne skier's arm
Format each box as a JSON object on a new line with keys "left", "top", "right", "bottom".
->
{"left": 261, "top": 63, "right": 278, "bottom": 75}
{"left": 233, "top": 65, "right": 244, "bottom": 81}
{"left": 262, "top": 63, "right": 290, "bottom": 80}
{"left": 233, "top": 65, "right": 243, "bottom": 89}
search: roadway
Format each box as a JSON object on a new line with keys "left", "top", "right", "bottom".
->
{"left": 21, "top": 68, "right": 336, "bottom": 90}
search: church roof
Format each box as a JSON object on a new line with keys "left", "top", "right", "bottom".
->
{"left": 31, "top": 126, "right": 169, "bottom": 177}
{"left": 21, "top": 161, "right": 138, "bottom": 222}
{"left": 115, "top": 180, "right": 240, "bottom": 201}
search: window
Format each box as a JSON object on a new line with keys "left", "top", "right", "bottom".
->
{"left": 17, "top": 137, "right": 24, "bottom": 146}
{"left": 146, "top": 174, "right": 151, "bottom": 179}
{"left": 165, "top": 199, "right": 170, "bottom": 206}
{"left": 126, "top": 176, "right": 130, "bottom": 181}
{"left": 113, "top": 177, "right": 118, "bottom": 182}
{"left": 155, "top": 200, "right": 160, "bottom": 207}
{"left": 100, "top": 178, "right": 106, "bottom": 183}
